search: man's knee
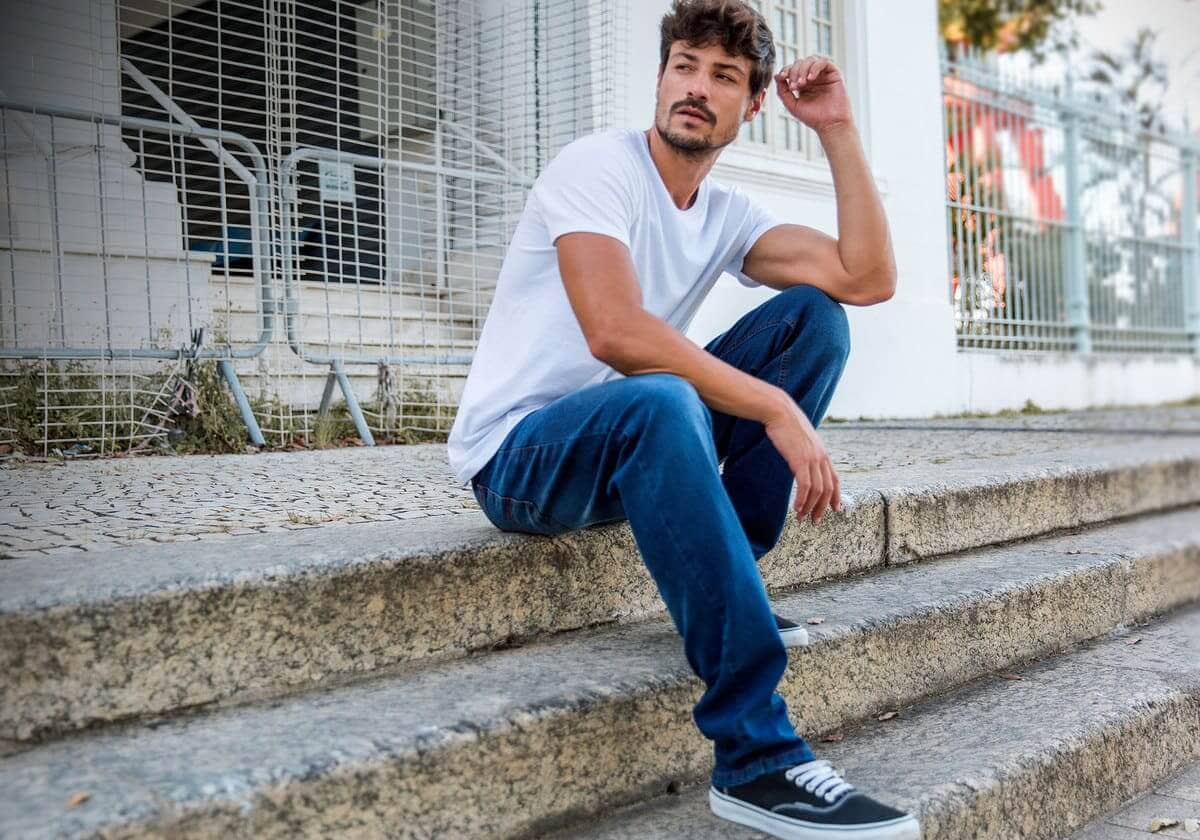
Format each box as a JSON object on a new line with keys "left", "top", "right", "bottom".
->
{"left": 781, "top": 284, "right": 850, "bottom": 364}
{"left": 627, "top": 372, "right": 706, "bottom": 412}
{"left": 621, "top": 373, "right": 715, "bottom": 448}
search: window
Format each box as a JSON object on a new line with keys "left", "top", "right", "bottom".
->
{"left": 739, "top": 0, "right": 843, "bottom": 160}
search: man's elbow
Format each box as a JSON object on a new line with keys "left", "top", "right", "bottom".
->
{"left": 589, "top": 318, "right": 654, "bottom": 373}
{"left": 587, "top": 325, "right": 624, "bottom": 366}
{"left": 857, "top": 268, "right": 897, "bottom": 306}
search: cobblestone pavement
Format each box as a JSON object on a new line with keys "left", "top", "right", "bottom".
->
{"left": 1071, "top": 759, "right": 1200, "bottom": 838}
{"left": 2, "top": 405, "right": 1198, "bottom": 559}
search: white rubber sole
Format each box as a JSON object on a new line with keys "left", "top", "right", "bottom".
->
{"left": 709, "top": 787, "right": 922, "bottom": 840}
{"left": 779, "top": 625, "right": 810, "bottom": 648}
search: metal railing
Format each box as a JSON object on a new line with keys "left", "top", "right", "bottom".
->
{"left": 1, "top": 0, "right": 626, "bottom": 456}
{"left": 0, "top": 97, "right": 272, "bottom": 450}
{"left": 278, "top": 142, "right": 533, "bottom": 445}
{"left": 941, "top": 42, "right": 1200, "bottom": 355}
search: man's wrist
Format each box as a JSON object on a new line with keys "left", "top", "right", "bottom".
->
{"left": 815, "top": 119, "right": 857, "bottom": 143}
{"left": 757, "top": 383, "right": 798, "bottom": 427}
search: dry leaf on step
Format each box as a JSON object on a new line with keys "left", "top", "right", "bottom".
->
{"left": 877, "top": 710, "right": 899, "bottom": 721}
{"left": 67, "top": 792, "right": 90, "bottom": 807}
{"left": 1150, "top": 817, "right": 1180, "bottom": 832}
{"left": 997, "top": 673, "right": 1023, "bottom": 681}
{"left": 806, "top": 617, "right": 825, "bottom": 625}
{"left": 821, "top": 732, "right": 845, "bottom": 743}
{"left": 1127, "top": 638, "right": 1143, "bottom": 646}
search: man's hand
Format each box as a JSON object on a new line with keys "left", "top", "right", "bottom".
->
{"left": 763, "top": 394, "right": 842, "bottom": 526}
{"left": 774, "top": 54, "right": 853, "bottom": 134}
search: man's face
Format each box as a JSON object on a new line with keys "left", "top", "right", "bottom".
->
{"left": 654, "top": 41, "right": 763, "bottom": 158}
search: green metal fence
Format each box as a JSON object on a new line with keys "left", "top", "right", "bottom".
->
{"left": 942, "top": 42, "right": 1200, "bottom": 355}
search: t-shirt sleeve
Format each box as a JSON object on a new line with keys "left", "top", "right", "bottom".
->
{"left": 725, "top": 195, "right": 784, "bottom": 288}
{"left": 534, "top": 136, "right": 639, "bottom": 250}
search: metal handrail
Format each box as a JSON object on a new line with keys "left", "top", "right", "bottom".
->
{"left": 0, "top": 98, "right": 274, "bottom": 361}
{"left": 277, "top": 144, "right": 531, "bottom": 367}
{"left": 118, "top": 58, "right": 276, "bottom": 354}
{"left": 276, "top": 143, "right": 534, "bottom": 447}
{"left": 120, "top": 58, "right": 258, "bottom": 187}
{"left": 440, "top": 120, "right": 535, "bottom": 186}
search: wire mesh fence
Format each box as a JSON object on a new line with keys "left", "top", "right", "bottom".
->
{"left": 942, "top": 42, "right": 1200, "bottom": 355}
{"left": 0, "top": 0, "right": 626, "bottom": 457}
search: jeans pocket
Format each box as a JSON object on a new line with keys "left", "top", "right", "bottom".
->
{"left": 473, "top": 483, "right": 567, "bottom": 537}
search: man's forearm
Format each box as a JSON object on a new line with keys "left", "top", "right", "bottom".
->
{"left": 594, "top": 311, "right": 791, "bottom": 425}
{"left": 817, "top": 120, "right": 896, "bottom": 284}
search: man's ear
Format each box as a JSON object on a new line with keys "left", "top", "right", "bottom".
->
{"left": 744, "top": 89, "right": 767, "bottom": 122}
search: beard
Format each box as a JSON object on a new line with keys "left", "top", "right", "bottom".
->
{"left": 654, "top": 109, "right": 737, "bottom": 161}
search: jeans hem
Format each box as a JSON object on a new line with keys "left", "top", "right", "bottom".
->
{"left": 711, "top": 742, "right": 817, "bottom": 788}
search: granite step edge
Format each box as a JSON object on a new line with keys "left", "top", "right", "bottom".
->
{"left": 537, "top": 607, "right": 1200, "bottom": 840}
{"left": 3, "top": 444, "right": 1197, "bottom": 743}
{"left": 878, "top": 441, "right": 1200, "bottom": 562}
{"left": 2, "top": 507, "right": 1198, "bottom": 837}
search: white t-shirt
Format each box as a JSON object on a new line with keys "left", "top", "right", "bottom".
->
{"left": 446, "top": 126, "right": 782, "bottom": 488}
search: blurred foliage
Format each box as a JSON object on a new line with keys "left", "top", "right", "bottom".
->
{"left": 939, "top": 0, "right": 1103, "bottom": 61}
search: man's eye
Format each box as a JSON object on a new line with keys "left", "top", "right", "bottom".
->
{"left": 718, "top": 74, "right": 733, "bottom": 82}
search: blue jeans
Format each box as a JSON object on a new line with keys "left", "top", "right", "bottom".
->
{"left": 470, "top": 284, "right": 851, "bottom": 787}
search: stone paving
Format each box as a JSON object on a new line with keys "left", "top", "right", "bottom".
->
{"left": 2, "top": 404, "right": 1198, "bottom": 559}
{"left": 1072, "top": 759, "right": 1200, "bottom": 838}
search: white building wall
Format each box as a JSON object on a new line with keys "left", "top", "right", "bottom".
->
{"left": 625, "top": 0, "right": 1200, "bottom": 419}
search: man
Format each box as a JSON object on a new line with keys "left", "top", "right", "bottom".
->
{"left": 447, "top": 1, "right": 917, "bottom": 837}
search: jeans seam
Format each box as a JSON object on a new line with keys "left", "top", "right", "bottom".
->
{"left": 712, "top": 743, "right": 816, "bottom": 787}
{"left": 779, "top": 332, "right": 790, "bottom": 392}
{"left": 494, "top": 431, "right": 613, "bottom": 454}
{"left": 474, "top": 480, "right": 571, "bottom": 532}
{"left": 714, "top": 318, "right": 794, "bottom": 359}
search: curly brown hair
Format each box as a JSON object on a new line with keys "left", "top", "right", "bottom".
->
{"left": 658, "top": 0, "right": 777, "bottom": 97}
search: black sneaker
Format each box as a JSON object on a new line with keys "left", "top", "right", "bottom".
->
{"left": 775, "top": 613, "right": 809, "bottom": 648}
{"left": 710, "top": 759, "right": 920, "bottom": 839}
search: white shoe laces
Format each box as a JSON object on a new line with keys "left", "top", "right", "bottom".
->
{"left": 784, "top": 759, "right": 855, "bottom": 804}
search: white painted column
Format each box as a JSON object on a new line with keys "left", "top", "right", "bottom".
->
{"left": 824, "top": 0, "right": 960, "bottom": 419}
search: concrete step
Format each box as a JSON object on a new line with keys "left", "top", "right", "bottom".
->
{"left": 538, "top": 606, "right": 1200, "bottom": 840}
{"left": 1, "top": 506, "right": 1197, "bottom": 837}
{"left": 3, "top": 439, "right": 1200, "bottom": 743}
{"left": 1069, "top": 760, "right": 1200, "bottom": 838}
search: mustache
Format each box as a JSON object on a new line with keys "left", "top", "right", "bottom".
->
{"left": 673, "top": 101, "right": 713, "bottom": 121}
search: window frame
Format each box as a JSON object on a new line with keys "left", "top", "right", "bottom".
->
{"left": 731, "top": 0, "right": 869, "bottom": 167}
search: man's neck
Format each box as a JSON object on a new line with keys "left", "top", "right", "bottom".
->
{"left": 644, "top": 128, "right": 719, "bottom": 210}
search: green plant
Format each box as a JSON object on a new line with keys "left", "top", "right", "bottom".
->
{"left": 0, "top": 356, "right": 463, "bottom": 457}
{"left": 1, "top": 359, "right": 175, "bottom": 456}
{"left": 169, "top": 359, "right": 253, "bottom": 455}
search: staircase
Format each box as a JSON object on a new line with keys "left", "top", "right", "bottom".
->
{"left": 2, "top": 431, "right": 1199, "bottom": 838}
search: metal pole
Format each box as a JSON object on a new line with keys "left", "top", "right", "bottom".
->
{"left": 217, "top": 359, "right": 266, "bottom": 447}
{"left": 332, "top": 359, "right": 376, "bottom": 446}
{"left": 1181, "top": 143, "right": 1199, "bottom": 354}
{"left": 1062, "top": 73, "right": 1092, "bottom": 353}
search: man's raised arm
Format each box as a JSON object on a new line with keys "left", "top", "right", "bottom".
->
{"left": 740, "top": 56, "right": 896, "bottom": 305}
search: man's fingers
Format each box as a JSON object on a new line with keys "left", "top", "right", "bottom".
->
{"left": 793, "top": 474, "right": 811, "bottom": 518}
{"left": 779, "top": 59, "right": 809, "bottom": 91}
{"left": 790, "top": 59, "right": 812, "bottom": 89}
{"left": 815, "top": 460, "right": 836, "bottom": 524}
{"left": 799, "top": 461, "right": 823, "bottom": 523}
{"left": 831, "top": 465, "right": 842, "bottom": 512}
{"left": 779, "top": 55, "right": 834, "bottom": 90}
{"left": 811, "top": 462, "right": 831, "bottom": 525}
